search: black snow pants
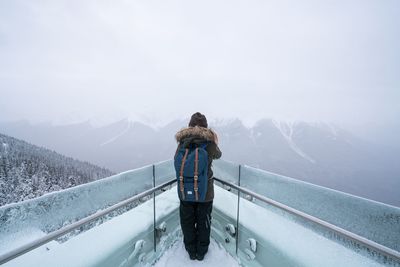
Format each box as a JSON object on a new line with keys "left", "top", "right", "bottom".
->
{"left": 179, "top": 200, "right": 213, "bottom": 257}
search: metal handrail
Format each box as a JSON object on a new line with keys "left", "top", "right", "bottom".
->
{"left": 0, "top": 178, "right": 177, "bottom": 265}
{"left": 2, "top": 175, "right": 399, "bottom": 265}
{"left": 214, "top": 177, "right": 400, "bottom": 262}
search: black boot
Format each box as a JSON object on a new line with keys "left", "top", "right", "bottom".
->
{"left": 196, "top": 253, "right": 205, "bottom": 261}
{"left": 189, "top": 253, "right": 196, "bottom": 260}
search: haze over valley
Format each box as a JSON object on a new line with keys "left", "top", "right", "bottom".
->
{"left": 1, "top": 117, "right": 398, "bottom": 207}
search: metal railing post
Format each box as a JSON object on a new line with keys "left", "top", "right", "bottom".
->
{"left": 235, "top": 164, "right": 241, "bottom": 255}
{"left": 153, "top": 164, "right": 156, "bottom": 252}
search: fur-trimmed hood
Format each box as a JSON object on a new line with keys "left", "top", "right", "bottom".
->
{"left": 175, "top": 126, "right": 216, "bottom": 143}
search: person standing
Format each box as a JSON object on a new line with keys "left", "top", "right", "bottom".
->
{"left": 174, "top": 112, "right": 222, "bottom": 261}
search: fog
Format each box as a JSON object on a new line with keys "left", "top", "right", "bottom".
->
{"left": 0, "top": 0, "right": 399, "bottom": 144}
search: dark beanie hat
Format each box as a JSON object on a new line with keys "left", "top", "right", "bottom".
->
{"left": 189, "top": 112, "right": 208, "bottom": 128}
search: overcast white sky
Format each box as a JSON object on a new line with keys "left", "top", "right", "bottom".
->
{"left": 0, "top": 0, "right": 399, "bottom": 129}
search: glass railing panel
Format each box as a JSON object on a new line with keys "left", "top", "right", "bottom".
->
{"left": 153, "top": 160, "right": 180, "bottom": 259}
{"left": 2, "top": 190, "right": 157, "bottom": 267}
{"left": 236, "top": 191, "right": 299, "bottom": 267}
{"left": 92, "top": 183, "right": 158, "bottom": 267}
{"left": 0, "top": 165, "right": 154, "bottom": 256}
{"left": 239, "top": 164, "right": 400, "bottom": 253}
{"left": 235, "top": 190, "right": 398, "bottom": 267}
{"left": 211, "top": 160, "right": 240, "bottom": 258}
{"left": 213, "top": 159, "right": 240, "bottom": 185}
{"left": 211, "top": 186, "right": 238, "bottom": 259}
{"left": 154, "top": 160, "right": 175, "bottom": 186}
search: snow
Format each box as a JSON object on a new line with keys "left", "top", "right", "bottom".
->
{"left": 3, "top": 186, "right": 180, "bottom": 267}
{"left": 0, "top": 164, "right": 153, "bottom": 255}
{"left": 235, "top": 163, "right": 400, "bottom": 252}
{"left": 272, "top": 120, "right": 316, "bottom": 163}
{"left": 324, "top": 122, "right": 339, "bottom": 137}
{"left": 213, "top": 186, "right": 385, "bottom": 267}
{"left": 2, "top": 181, "right": 397, "bottom": 267}
{"left": 210, "top": 118, "right": 241, "bottom": 128}
{"left": 152, "top": 238, "right": 240, "bottom": 267}
{"left": 100, "top": 120, "right": 131, "bottom": 146}
{"left": 0, "top": 227, "right": 47, "bottom": 253}
{"left": 0, "top": 133, "right": 113, "bottom": 206}
{"left": 2, "top": 142, "right": 8, "bottom": 153}
{"left": 2, "top": 160, "right": 399, "bottom": 266}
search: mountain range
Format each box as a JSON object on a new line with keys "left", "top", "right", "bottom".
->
{"left": 0, "top": 118, "right": 398, "bottom": 207}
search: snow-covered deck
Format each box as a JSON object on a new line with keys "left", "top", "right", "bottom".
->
{"left": 3, "top": 185, "right": 394, "bottom": 267}
{"left": 153, "top": 238, "right": 240, "bottom": 267}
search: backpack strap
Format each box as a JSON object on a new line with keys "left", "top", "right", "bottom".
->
{"left": 179, "top": 148, "right": 189, "bottom": 200}
{"left": 194, "top": 148, "right": 199, "bottom": 201}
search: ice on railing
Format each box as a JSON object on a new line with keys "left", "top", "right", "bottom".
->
{"left": 0, "top": 164, "right": 156, "bottom": 255}
{"left": 2, "top": 158, "right": 399, "bottom": 265}
{"left": 212, "top": 160, "right": 240, "bottom": 184}
{"left": 213, "top": 161, "right": 400, "bottom": 252}
{"left": 212, "top": 186, "right": 392, "bottom": 267}
{"left": 154, "top": 160, "right": 175, "bottom": 186}
{"left": 3, "top": 187, "right": 182, "bottom": 267}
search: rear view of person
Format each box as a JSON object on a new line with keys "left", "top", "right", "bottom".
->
{"left": 174, "top": 112, "right": 222, "bottom": 260}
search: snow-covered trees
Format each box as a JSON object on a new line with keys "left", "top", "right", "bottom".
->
{"left": 0, "top": 133, "right": 114, "bottom": 206}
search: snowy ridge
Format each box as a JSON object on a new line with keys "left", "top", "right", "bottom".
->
{"left": 100, "top": 120, "right": 131, "bottom": 146}
{"left": 210, "top": 117, "right": 242, "bottom": 128}
{"left": 272, "top": 120, "right": 316, "bottom": 164}
{"left": 324, "top": 122, "right": 339, "bottom": 137}
{"left": 249, "top": 128, "right": 259, "bottom": 145}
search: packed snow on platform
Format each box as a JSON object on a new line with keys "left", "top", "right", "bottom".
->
{"left": 152, "top": 238, "right": 240, "bottom": 267}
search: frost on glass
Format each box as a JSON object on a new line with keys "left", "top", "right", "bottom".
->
{"left": 0, "top": 165, "right": 154, "bottom": 254}
{"left": 212, "top": 186, "right": 392, "bottom": 267}
{"left": 212, "top": 159, "right": 239, "bottom": 184}
{"left": 154, "top": 160, "right": 175, "bottom": 186}
{"left": 239, "top": 164, "right": 400, "bottom": 252}
{"left": 3, "top": 188, "right": 181, "bottom": 267}
{"left": 2, "top": 159, "right": 399, "bottom": 267}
